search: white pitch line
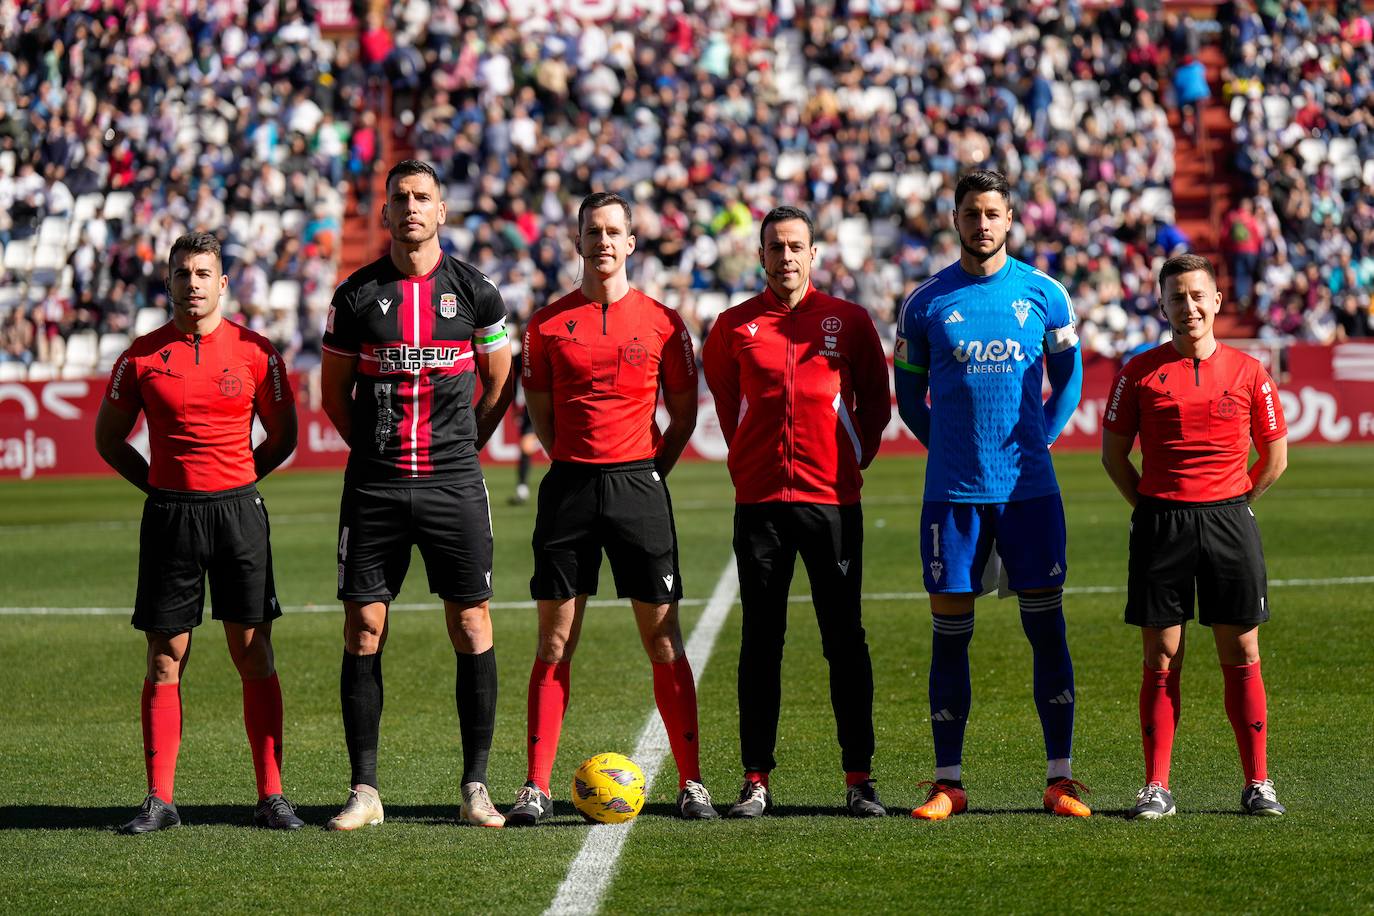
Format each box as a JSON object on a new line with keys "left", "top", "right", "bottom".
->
{"left": 543, "top": 555, "right": 739, "bottom": 916}
{"left": 4, "top": 574, "right": 1370, "bottom": 618}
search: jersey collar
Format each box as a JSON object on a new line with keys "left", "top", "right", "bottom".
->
{"left": 764, "top": 282, "right": 815, "bottom": 311}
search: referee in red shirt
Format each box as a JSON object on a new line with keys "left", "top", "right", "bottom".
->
{"left": 1102, "top": 253, "right": 1289, "bottom": 820}
{"left": 703, "top": 206, "right": 890, "bottom": 818}
{"left": 506, "top": 192, "right": 718, "bottom": 824}
{"left": 95, "top": 232, "right": 301, "bottom": 833}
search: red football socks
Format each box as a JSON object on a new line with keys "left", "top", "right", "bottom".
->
{"left": 745, "top": 770, "right": 769, "bottom": 788}
{"left": 1140, "top": 665, "right": 1181, "bottom": 788}
{"left": 652, "top": 656, "right": 702, "bottom": 789}
{"left": 527, "top": 658, "right": 571, "bottom": 796}
{"left": 845, "top": 771, "right": 871, "bottom": 787}
{"left": 141, "top": 680, "right": 182, "bottom": 802}
{"left": 1222, "top": 661, "right": 1268, "bottom": 784}
{"left": 242, "top": 673, "right": 284, "bottom": 800}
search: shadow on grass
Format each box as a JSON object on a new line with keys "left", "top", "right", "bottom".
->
{"left": 0, "top": 803, "right": 556, "bottom": 831}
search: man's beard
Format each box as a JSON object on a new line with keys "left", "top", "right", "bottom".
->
{"left": 960, "top": 235, "right": 1004, "bottom": 262}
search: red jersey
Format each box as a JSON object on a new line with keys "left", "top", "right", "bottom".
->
{"left": 702, "top": 285, "right": 890, "bottom": 504}
{"left": 522, "top": 288, "right": 696, "bottom": 464}
{"left": 104, "top": 319, "right": 294, "bottom": 492}
{"left": 323, "top": 253, "right": 509, "bottom": 484}
{"left": 1103, "top": 342, "right": 1286, "bottom": 502}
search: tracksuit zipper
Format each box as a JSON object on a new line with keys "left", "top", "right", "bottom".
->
{"left": 193, "top": 334, "right": 201, "bottom": 365}
{"left": 784, "top": 309, "right": 795, "bottom": 501}
{"left": 601, "top": 302, "right": 609, "bottom": 334}
{"left": 1193, "top": 357, "right": 1199, "bottom": 385}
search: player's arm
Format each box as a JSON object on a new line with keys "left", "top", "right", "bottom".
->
{"left": 474, "top": 342, "right": 514, "bottom": 449}
{"left": 701, "top": 318, "right": 740, "bottom": 445}
{"left": 656, "top": 384, "right": 697, "bottom": 477}
{"left": 320, "top": 349, "right": 358, "bottom": 445}
{"left": 853, "top": 312, "right": 892, "bottom": 468}
{"left": 525, "top": 387, "right": 555, "bottom": 454}
{"left": 1100, "top": 429, "right": 1141, "bottom": 508}
{"left": 894, "top": 289, "right": 931, "bottom": 446}
{"left": 254, "top": 403, "right": 297, "bottom": 480}
{"left": 1043, "top": 346, "right": 1083, "bottom": 445}
{"left": 94, "top": 400, "right": 150, "bottom": 492}
{"left": 1248, "top": 434, "right": 1287, "bottom": 502}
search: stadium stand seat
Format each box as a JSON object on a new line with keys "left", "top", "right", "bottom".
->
{"left": 98, "top": 332, "right": 131, "bottom": 370}
{"left": 101, "top": 191, "right": 134, "bottom": 222}
{"left": 1329, "top": 138, "right": 1359, "bottom": 184}
{"left": 3, "top": 237, "right": 34, "bottom": 273}
{"left": 0, "top": 149, "right": 13, "bottom": 176}
{"left": 692, "top": 291, "right": 729, "bottom": 324}
{"left": 268, "top": 280, "right": 301, "bottom": 312}
{"left": 134, "top": 307, "right": 167, "bottom": 337}
{"left": 25, "top": 362, "right": 55, "bottom": 380}
{"left": 62, "top": 330, "right": 99, "bottom": 375}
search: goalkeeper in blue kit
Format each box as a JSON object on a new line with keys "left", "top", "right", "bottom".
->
{"left": 894, "top": 170, "right": 1090, "bottom": 819}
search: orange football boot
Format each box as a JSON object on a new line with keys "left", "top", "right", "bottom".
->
{"left": 1043, "top": 778, "right": 1092, "bottom": 817}
{"left": 910, "top": 781, "right": 968, "bottom": 821}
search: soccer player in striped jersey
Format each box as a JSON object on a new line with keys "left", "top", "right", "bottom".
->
{"left": 894, "top": 169, "right": 1089, "bottom": 819}
{"left": 321, "top": 160, "right": 514, "bottom": 829}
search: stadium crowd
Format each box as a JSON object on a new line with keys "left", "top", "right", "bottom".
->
{"left": 0, "top": 0, "right": 1370, "bottom": 378}
{"left": 1219, "top": 0, "right": 1374, "bottom": 343}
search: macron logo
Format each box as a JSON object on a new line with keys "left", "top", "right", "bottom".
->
{"left": 837, "top": 559, "right": 850, "bottom": 576}
{"left": 944, "top": 311, "right": 964, "bottom": 324}
{"left": 747, "top": 322, "right": 759, "bottom": 336}
{"left": 377, "top": 298, "right": 392, "bottom": 315}
{"left": 662, "top": 574, "right": 674, "bottom": 590}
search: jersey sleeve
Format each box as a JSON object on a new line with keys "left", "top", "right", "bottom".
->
{"left": 1102, "top": 363, "right": 1140, "bottom": 437}
{"left": 253, "top": 341, "right": 296, "bottom": 420}
{"left": 322, "top": 282, "right": 361, "bottom": 357}
{"left": 1250, "top": 364, "right": 1286, "bottom": 442}
{"left": 103, "top": 350, "right": 142, "bottom": 413}
{"left": 895, "top": 285, "right": 930, "bottom": 373}
{"left": 1039, "top": 272, "right": 1079, "bottom": 355}
{"left": 522, "top": 313, "right": 551, "bottom": 392}
{"left": 471, "top": 272, "right": 511, "bottom": 354}
{"left": 851, "top": 308, "right": 892, "bottom": 457}
{"left": 701, "top": 315, "right": 740, "bottom": 445}
{"left": 659, "top": 308, "right": 697, "bottom": 393}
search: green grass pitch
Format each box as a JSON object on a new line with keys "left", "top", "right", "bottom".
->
{"left": 1, "top": 446, "right": 1371, "bottom": 913}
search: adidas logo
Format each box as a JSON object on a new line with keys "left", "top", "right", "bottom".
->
{"left": 1048, "top": 690, "right": 1074, "bottom": 705}
{"left": 1049, "top": 562, "right": 1063, "bottom": 577}
{"left": 746, "top": 322, "right": 759, "bottom": 336}
{"left": 931, "top": 708, "right": 958, "bottom": 722}
{"left": 944, "top": 311, "right": 965, "bottom": 324}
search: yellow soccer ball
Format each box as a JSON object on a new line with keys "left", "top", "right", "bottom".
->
{"left": 572, "top": 753, "right": 646, "bottom": 824}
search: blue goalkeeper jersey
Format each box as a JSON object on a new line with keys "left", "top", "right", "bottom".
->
{"left": 896, "top": 256, "right": 1079, "bottom": 503}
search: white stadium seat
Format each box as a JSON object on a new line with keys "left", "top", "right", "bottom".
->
{"left": 72, "top": 193, "right": 102, "bottom": 223}
{"left": 25, "top": 361, "right": 56, "bottom": 380}
{"left": 0, "top": 361, "right": 27, "bottom": 381}
{"left": 135, "top": 307, "right": 167, "bottom": 336}
{"left": 102, "top": 191, "right": 135, "bottom": 221}
{"left": 691, "top": 291, "right": 729, "bottom": 323}
{"left": 63, "top": 330, "right": 99, "bottom": 372}
{"left": 98, "top": 332, "right": 131, "bottom": 369}
{"left": 0, "top": 150, "right": 14, "bottom": 177}
{"left": 3, "top": 237, "right": 34, "bottom": 272}
{"left": 268, "top": 279, "right": 301, "bottom": 311}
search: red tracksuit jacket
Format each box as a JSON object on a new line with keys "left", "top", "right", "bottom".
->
{"left": 702, "top": 285, "right": 890, "bottom": 504}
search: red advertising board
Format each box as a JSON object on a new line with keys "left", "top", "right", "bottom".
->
{"left": 5, "top": 345, "right": 1374, "bottom": 480}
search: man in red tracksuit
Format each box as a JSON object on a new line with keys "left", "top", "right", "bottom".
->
{"left": 703, "top": 206, "right": 891, "bottom": 818}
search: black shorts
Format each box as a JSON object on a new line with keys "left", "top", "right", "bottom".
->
{"left": 337, "top": 478, "right": 494, "bottom": 605}
{"left": 1126, "top": 495, "right": 1271, "bottom": 629}
{"left": 518, "top": 408, "right": 534, "bottom": 437}
{"left": 530, "top": 459, "right": 682, "bottom": 604}
{"left": 133, "top": 484, "right": 281, "bottom": 633}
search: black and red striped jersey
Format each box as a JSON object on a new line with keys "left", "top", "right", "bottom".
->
{"left": 323, "top": 252, "right": 509, "bottom": 484}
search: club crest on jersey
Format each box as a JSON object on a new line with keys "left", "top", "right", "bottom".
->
{"left": 1010, "top": 298, "right": 1033, "bottom": 328}
{"left": 439, "top": 293, "right": 458, "bottom": 319}
{"left": 821, "top": 316, "right": 842, "bottom": 334}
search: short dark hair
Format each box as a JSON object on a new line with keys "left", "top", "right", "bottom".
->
{"left": 168, "top": 232, "right": 221, "bottom": 271}
{"left": 1158, "top": 253, "right": 1216, "bottom": 292}
{"left": 953, "top": 169, "right": 1013, "bottom": 210}
{"left": 759, "top": 206, "right": 814, "bottom": 246}
{"left": 578, "top": 191, "right": 633, "bottom": 235}
{"left": 385, "top": 159, "right": 442, "bottom": 194}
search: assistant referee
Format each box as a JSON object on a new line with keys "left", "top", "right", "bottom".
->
{"left": 95, "top": 232, "right": 301, "bottom": 833}
{"left": 1102, "top": 253, "right": 1289, "bottom": 820}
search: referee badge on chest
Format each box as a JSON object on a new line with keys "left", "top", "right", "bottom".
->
{"left": 439, "top": 293, "right": 458, "bottom": 319}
